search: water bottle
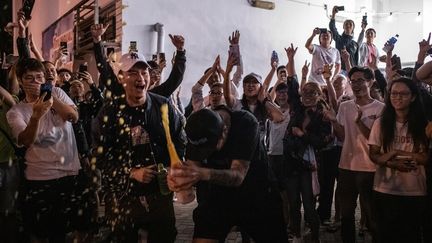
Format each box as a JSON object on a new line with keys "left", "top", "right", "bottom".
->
{"left": 157, "top": 163, "right": 171, "bottom": 195}
{"left": 382, "top": 34, "right": 399, "bottom": 53}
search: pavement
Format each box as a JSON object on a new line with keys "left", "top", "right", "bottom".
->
{"left": 174, "top": 199, "right": 373, "bottom": 243}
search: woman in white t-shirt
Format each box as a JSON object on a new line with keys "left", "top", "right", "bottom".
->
{"left": 368, "top": 77, "right": 429, "bottom": 243}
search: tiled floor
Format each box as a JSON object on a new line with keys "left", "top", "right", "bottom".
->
{"left": 174, "top": 200, "right": 372, "bottom": 243}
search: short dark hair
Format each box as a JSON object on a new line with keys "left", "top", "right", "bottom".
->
{"left": 348, "top": 66, "right": 375, "bottom": 81}
{"left": 16, "top": 58, "right": 45, "bottom": 79}
{"left": 57, "top": 68, "right": 72, "bottom": 76}
{"left": 366, "top": 28, "right": 376, "bottom": 36}
{"left": 277, "top": 65, "right": 286, "bottom": 73}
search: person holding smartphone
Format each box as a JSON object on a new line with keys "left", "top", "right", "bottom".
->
{"left": 329, "top": 6, "right": 360, "bottom": 71}
{"left": 368, "top": 77, "right": 429, "bottom": 243}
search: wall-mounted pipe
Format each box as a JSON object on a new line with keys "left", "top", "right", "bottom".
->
{"left": 154, "top": 23, "right": 164, "bottom": 54}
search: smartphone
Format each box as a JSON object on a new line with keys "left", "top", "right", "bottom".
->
{"left": 336, "top": 6, "right": 345, "bottom": 11}
{"left": 22, "top": 0, "right": 35, "bottom": 20}
{"left": 158, "top": 52, "right": 166, "bottom": 63}
{"left": 40, "top": 83, "right": 52, "bottom": 101}
{"left": 60, "top": 41, "right": 67, "bottom": 55}
{"left": 391, "top": 55, "right": 402, "bottom": 71}
{"left": 79, "top": 64, "right": 88, "bottom": 73}
{"left": 271, "top": 50, "right": 278, "bottom": 64}
{"left": 362, "top": 14, "right": 368, "bottom": 25}
{"left": 319, "top": 28, "right": 328, "bottom": 33}
{"left": 6, "top": 54, "right": 19, "bottom": 65}
{"left": 229, "top": 45, "right": 240, "bottom": 65}
{"left": 129, "top": 41, "right": 138, "bottom": 52}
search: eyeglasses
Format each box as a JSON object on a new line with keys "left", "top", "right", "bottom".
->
{"left": 23, "top": 75, "right": 44, "bottom": 82}
{"left": 302, "top": 91, "right": 319, "bottom": 97}
{"left": 209, "top": 91, "right": 223, "bottom": 96}
{"left": 390, "top": 91, "right": 411, "bottom": 98}
{"left": 349, "top": 78, "right": 367, "bottom": 85}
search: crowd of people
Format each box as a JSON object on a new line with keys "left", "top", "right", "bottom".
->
{"left": 1, "top": 4, "right": 432, "bottom": 243}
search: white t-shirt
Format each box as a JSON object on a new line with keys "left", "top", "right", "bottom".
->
{"left": 310, "top": 44, "right": 341, "bottom": 85}
{"left": 368, "top": 119, "right": 427, "bottom": 196}
{"left": 267, "top": 109, "right": 290, "bottom": 155}
{"left": 337, "top": 99, "right": 384, "bottom": 172}
{"left": 6, "top": 87, "right": 81, "bottom": 180}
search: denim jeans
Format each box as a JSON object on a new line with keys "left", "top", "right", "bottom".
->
{"left": 286, "top": 170, "right": 320, "bottom": 241}
{"left": 338, "top": 169, "right": 377, "bottom": 243}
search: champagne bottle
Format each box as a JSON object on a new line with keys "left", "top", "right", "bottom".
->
{"left": 157, "top": 163, "right": 170, "bottom": 195}
{"left": 160, "top": 104, "right": 195, "bottom": 204}
{"left": 160, "top": 104, "right": 181, "bottom": 166}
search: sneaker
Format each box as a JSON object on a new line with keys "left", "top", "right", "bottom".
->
{"left": 292, "top": 236, "right": 302, "bottom": 243}
{"left": 326, "top": 220, "right": 341, "bottom": 233}
{"left": 321, "top": 220, "right": 331, "bottom": 226}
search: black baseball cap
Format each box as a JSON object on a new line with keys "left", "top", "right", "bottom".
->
{"left": 185, "top": 109, "right": 224, "bottom": 161}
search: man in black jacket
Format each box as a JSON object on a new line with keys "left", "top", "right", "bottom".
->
{"left": 91, "top": 24, "right": 186, "bottom": 99}
{"left": 93, "top": 50, "right": 186, "bottom": 242}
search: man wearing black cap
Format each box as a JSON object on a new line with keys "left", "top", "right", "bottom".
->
{"left": 93, "top": 49, "right": 185, "bottom": 242}
{"left": 168, "top": 107, "right": 288, "bottom": 242}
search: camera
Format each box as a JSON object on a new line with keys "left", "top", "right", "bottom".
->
{"left": 336, "top": 6, "right": 345, "bottom": 11}
{"left": 40, "top": 83, "right": 52, "bottom": 101}
{"left": 129, "top": 41, "right": 138, "bottom": 53}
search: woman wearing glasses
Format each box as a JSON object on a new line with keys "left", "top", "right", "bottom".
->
{"left": 369, "top": 77, "right": 429, "bottom": 243}
{"left": 283, "top": 81, "right": 332, "bottom": 243}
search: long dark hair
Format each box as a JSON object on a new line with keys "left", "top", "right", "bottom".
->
{"left": 381, "top": 78, "right": 428, "bottom": 152}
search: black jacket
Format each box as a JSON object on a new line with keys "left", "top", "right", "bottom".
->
{"left": 283, "top": 105, "right": 332, "bottom": 174}
{"left": 93, "top": 42, "right": 186, "bottom": 98}
{"left": 329, "top": 19, "right": 359, "bottom": 70}
{"left": 93, "top": 92, "right": 186, "bottom": 196}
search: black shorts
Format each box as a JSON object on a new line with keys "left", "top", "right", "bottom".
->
{"left": 193, "top": 191, "right": 288, "bottom": 242}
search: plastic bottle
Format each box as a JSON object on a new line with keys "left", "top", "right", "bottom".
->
{"left": 271, "top": 50, "right": 279, "bottom": 64}
{"left": 382, "top": 34, "right": 399, "bottom": 53}
{"left": 157, "top": 163, "right": 171, "bottom": 195}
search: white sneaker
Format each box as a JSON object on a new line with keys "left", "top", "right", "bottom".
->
{"left": 292, "top": 236, "right": 302, "bottom": 243}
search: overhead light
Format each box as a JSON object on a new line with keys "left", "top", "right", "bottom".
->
{"left": 249, "top": 0, "right": 275, "bottom": 10}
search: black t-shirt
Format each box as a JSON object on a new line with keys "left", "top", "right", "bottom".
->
{"left": 188, "top": 110, "right": 269, "bottom": 204}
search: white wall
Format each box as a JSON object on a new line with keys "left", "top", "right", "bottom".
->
{"left": 14, "top": 0, "right": 427, "bottom": 99}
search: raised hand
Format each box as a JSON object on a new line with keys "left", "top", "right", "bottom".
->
{"left": 169, "top": 34, "right": 185, "bottom": 51}
{"left": 418, "top": 32, "right": 432, "bottom": 60}
{"left": 229, "top": 30, "right": 240, "bottom": 45}
{"left": 313, "top": 28, "right": 321, "bottom": 36}
{"left": 32, "top": 93, "right": 53, "bottom": 120}
{"left": 285, "top": 43, "right": 298, "bottom": 60}
{"left": 78, "top": 71, "right": 94, "bottom": 85}
{"left": 332, "top": 6, "right": 338, "bottom": 17}
{"left": 130, "top": 165, "right": 157, "bottom": 184}
{"left": 17, "top": 10, "right": 29, "bottom": 37}
{"left": 91, "top": 23, "right": 110, "bottom": 43}
{"left": 341, "top": 49, "right": 350, "bottom": 63}
{"left": 302, "top": 60, "right": 310, "bottom": 77}
{"left": 211, "top": 55, "right": 221, "bottom": 72}
{"left": 322, "top": 63, "right": 334, "bottom": 80}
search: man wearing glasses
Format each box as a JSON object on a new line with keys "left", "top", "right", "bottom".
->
{"left": 324, "top": 66, "right": 384, "bottom": 242}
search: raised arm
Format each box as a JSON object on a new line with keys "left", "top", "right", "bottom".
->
{"left": 29, "top": 33, "right": 44, "bottom": 61}
{"left": 416, "top": 33, "right": 432, "bottom": 85}
{"left": 300, "top": 60, "right": 310, "bottom": 89}
{"left": 150, "top": 34, "right": 186, "bottom": 97}
{"left": 223, "top": 53, "right": 237, "bottom": 108}
{"left": 91, "top": 24, "right": 123, "bottom": 96}
{"left": 285, "top": 43, "right": 298, "bottom": 77}
{"left": 191, "top": 56, "right": 219, "bottom": 111}
{"left": 17, "top": 10, "right": 30, "bottom": 59}
{"left": 305, "top": 28, "right": 320, "bottom": 53}
{"left": 229, "top": 30, "right": 243, "bottom": 87}
{"left": 329, "top": 6, "right": 342, "bottom": 43}
{"left": 323, "top": 64, "right": 338, "bottom": 109}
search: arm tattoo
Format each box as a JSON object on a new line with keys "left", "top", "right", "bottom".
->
{"left": 208, "top": 160, "right": 250, "bottom": 187}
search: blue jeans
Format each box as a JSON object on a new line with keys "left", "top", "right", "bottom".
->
{"left": 286, "top": 170, "right": 320, "bottom": 241}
